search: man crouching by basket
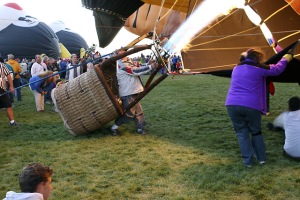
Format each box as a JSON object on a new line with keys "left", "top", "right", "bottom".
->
{"left": 110, "top": 49, "right": 157, "bottom": 136}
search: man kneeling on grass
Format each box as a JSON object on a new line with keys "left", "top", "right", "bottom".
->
{"left": 267, "top": 96, "right": 300, "bottom": 160}
{"left": 3, "top": 162, "right": 53, "bottom": 200}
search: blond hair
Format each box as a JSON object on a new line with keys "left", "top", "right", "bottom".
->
{"left": 38, "top": 70, "right": 53, "bottom": 78}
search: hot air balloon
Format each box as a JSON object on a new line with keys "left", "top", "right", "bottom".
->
{"left": 0, "top": 3, "right": 60, "bottom": 59}
{"left": 179, "top": 0, "right": 300, "bottom": 77}
{"left": 49, "top": 21, "right": 89, "bottom": 56}
{"left": 82, "top": 0, "right": 300, "bottom": 83}
{"left": 82, "top": 0, "right": 144, "bottom": 47}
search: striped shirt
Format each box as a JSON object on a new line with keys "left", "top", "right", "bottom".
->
{"left": 0, "top": 62, "right": 10, "bottom": 90}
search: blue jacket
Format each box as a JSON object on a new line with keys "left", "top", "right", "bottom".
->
{"left": 29, "top": 75, "right": 48, "bottom": 93}
{"left": 225, "top": 57, "right": 288, "bottom": 114}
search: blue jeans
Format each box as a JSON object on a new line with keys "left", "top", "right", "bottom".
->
{"left": 13, "top": 78, "right": 21, "bottom": 101}
{"left": 227, "top": 106, "right": 266, "bottom": 166}
{"left": 115, "top": 94, "right": 145, "bottom": 130}
{"left": 44, "top": 84, "right": 54, "bottom": 102}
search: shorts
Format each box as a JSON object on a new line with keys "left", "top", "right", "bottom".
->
{"left": 0, "top": 88, "right": 12, "bottom": 108}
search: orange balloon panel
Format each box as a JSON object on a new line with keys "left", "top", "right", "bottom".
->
{"left": 142, "top": 0, "right": 191, "bottom": 13}
{"left": 124, "top": 4, "right": 186, "bottom": 38}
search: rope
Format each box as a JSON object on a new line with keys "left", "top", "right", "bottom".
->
{"left": 186, "top": 45, "right": 270, "bottom": 51}
{"left": 158, "top": 0, "right": 180, "bottom": 21}
{"left": 186, "top": 63, "right": 237, "bottom": 72}
{"left": 151, "top": 0, "right": 187, "bottom": 42}
{"left": 262, "top": 0, "right": 297, "bottom": 44}
{"left": 263, "top": 2, "right": 290, "bottom": 23}
{"left": 189, "top": 0, "right": 200, "bottom": 16}
{"left": 152, "top": 0, "right": 166, "bottom": 42}
{"left": 278, "top": 30, "right": 300, "bottom": 43}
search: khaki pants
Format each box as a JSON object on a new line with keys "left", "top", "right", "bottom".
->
{"left": 32, "top": 90, "right": 44, "bottom": 111}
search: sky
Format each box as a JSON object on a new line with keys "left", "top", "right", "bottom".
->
{"left": 2, "top": 0, "right": 150, "bottom": 55}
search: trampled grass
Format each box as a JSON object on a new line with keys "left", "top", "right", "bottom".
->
{"left": 1, "top": 74, "right": 299, "bottom": 199}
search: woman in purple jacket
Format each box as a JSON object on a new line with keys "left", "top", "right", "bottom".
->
{"left": 225, "top": 48, "right": 293, "bottom": 167}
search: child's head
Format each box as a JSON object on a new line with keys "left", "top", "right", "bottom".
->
{"left": 55, "top": 79, "right": 63, "bottom": 87}
{"left": 56, "top": 79, "right": 62, "bottom": 84}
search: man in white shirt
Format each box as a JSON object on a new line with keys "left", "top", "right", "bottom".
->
{"left": 267, "top": 96, "right": 300, "bottom": 159}
{"left": 65, "top": 54, "right": 82, "bottom": 82}
{"left": 110, "top": 50, "right": 156, "bottom": 136}
{"left": 31, "top": 54, "right": 46, "bottom": 76}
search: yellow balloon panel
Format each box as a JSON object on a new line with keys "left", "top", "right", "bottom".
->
{"left": 60, "top": 43, "right": 71, "bottom": 59}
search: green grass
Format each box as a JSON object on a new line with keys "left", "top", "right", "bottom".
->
{"left": 1, "top": 74, "right": 300, "bottom": 200}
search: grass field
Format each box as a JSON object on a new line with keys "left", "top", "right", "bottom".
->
{"left": 1, "top": 74, "right": 299, "bottom": 200}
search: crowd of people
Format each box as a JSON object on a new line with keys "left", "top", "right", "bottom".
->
{"left": 0, "top": 51, "right": 158, "bottom": 124}
{"left": 0, "top": 53, "right": 95, "bottom": 125}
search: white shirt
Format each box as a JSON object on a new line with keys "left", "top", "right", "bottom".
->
{"left": 67, "top": 63, "right": 81, "bottom": 81}
{"left": 116, "top": 60, "right": 152, "bottom": 97}
{"left": 31, "top": 62, "right": 47, "bottom": 76}
{"left": 283, "top": 110, "right": 300, "bottom": 157}
{"left": 3, "top": 191, "right": 44, "bottom": 200}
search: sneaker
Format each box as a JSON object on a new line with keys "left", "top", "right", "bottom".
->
{"left": 110, "top": 128, "right": 119, "bottom": 136}
{"left": 45, "top": 100, "right": 52, "bottom": 105}
{"left": 137, "top": 129, "right": 147, "bottom": 135}
{"left": 10, "top": 122, "right": 18, "bottom": 126}
{"left": 245, "top": 164, "right": 252, "bottom": 168}
{"left": 259, "top": 161, "right": 266, "bottom": 165}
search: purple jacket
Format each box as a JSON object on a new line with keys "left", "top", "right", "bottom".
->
{"left": 225, "top": 57, "right": 289, "bottom": 114}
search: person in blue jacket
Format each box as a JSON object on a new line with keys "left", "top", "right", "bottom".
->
{"left": 29, "top": 71, "right": 54, "bottom": 112}
{"left": 225, "top": 48, "right": 293, "bottom": 167}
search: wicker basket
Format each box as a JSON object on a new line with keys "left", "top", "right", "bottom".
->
{"left": 52, "top": 66, "right": 123, "bottom": 136}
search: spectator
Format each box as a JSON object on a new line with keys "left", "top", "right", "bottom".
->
{"left": 42, "top": 56, "right": 49, "bottom": 69}
{"left": 44, "top": 57, "right": 59, "bottom": 104}
{"left": 47, "top": 57, "right": 59, "bottom": 72}
{"left": 20, "top": 62, "right": 28, "bottom": 75}
{"left": 110, "top": 50, "right": 157, "bottom": 136}
{"left": 171, "top": 55, "right": 178, "bottom": 72}
{"left": 51, "top": 79, "right": 63, "bottom": 112}
{"left": 31, "top": 55, "right": 47, "bottom": 76}
{"left": 7, "top": 54, "right": 22, "bottom": 101}
{"left": 29, "top": 71, "right": 55, "bottom": 112}
{"left": 27, "top": 59, "right": 36, "bottom": 73}
{"left": 225, "top": 48, "right": 293, "bottom": 167}
{"left": 0, "top": 57, "right": 14, "bottom": 103}
{"left": 66, "top": 54, "right": 82, "bottom": 82}
{"left": 3, "top": 162, "right": 53, "bottom": 200}
{"left": 0, "top": 60, "right": 18, "bottom": 125}
{"left": 267, "top": 96, "right": 300, "bottom": 160}
{"left": 59, "top": 58, "right": 68, "bottom": 79}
